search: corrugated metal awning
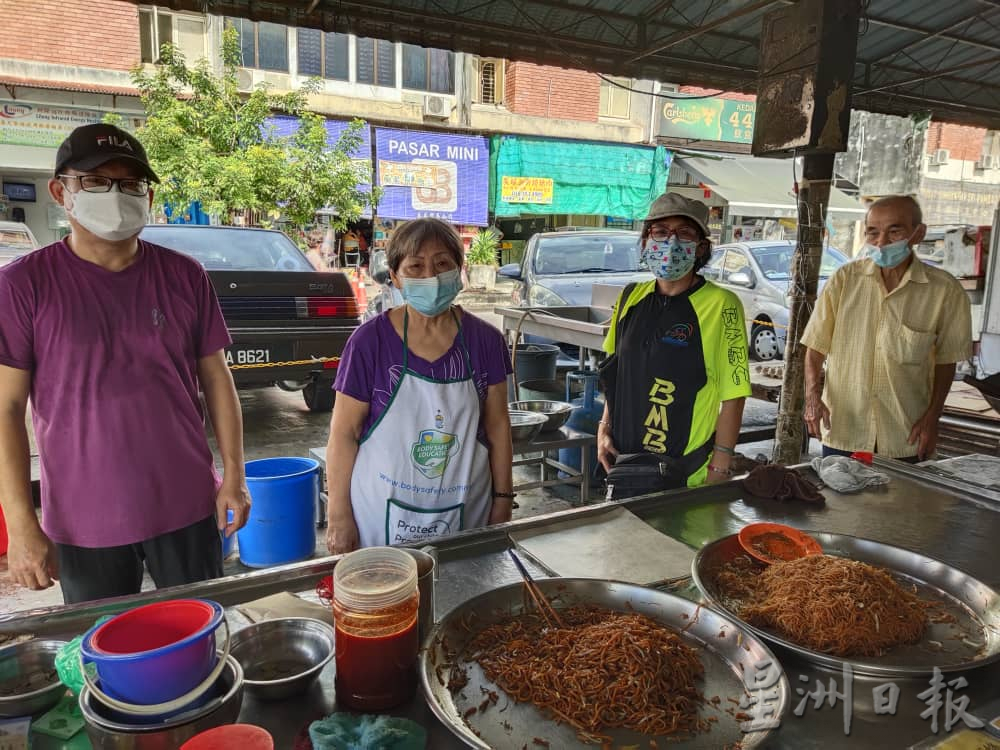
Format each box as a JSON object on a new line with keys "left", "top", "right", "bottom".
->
{"left": 137, "top": 0, "right": 1000, "bottom": 130}
{"left": 676, "top": 155, "right": 866, "bottom": 217}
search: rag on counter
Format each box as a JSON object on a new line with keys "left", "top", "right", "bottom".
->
{"left": 309, "top": 713, "right": 426, "bottom": 750}
{"left": 811, "top": 456, "right": 891, "bottom": 493}
{"left": 741, "top": 464, "right": 825, "bottom": 504}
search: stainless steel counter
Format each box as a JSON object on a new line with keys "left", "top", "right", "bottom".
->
{"left": 11, "top": 460, "right": 1000, "bottom": 749}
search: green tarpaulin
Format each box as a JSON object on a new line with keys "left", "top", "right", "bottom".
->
{"left": 490, "top": 135, "right": 672, "bottom": 219}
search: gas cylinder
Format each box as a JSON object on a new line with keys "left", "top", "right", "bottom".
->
{"left": 558, "top": 370, "right": 604, "bottom": 475}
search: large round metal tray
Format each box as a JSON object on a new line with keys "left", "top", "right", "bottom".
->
{"left": 692, "top": 531, "right": 1000, "bottom": 677}
{"left": 420, "top": 578, "right": 790, "bottom": 749}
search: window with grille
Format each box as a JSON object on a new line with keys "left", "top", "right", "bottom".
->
{"left": 296, "top": 28, "right": 349, "bottom": 80}
{"left": 402, "top": 44, "right": 455, "bottom": 94}
{"left": 599, "top": 77, "right": 631, "bottom": 119}
{"left": 226, "top": 18, "right": 288, "bottom": 72}
{"left": 356, "top": 38, "right": 396, "bottom": 87}
{"left": 139, "top": 7, "right": 206, "bottom": 64}
{"left": 479, "top": 59, "right": 503, "bottom": 104}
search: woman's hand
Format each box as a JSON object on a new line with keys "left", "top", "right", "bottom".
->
{"left": 326, "top": 509, "right": 360, "bottom": 555}
{"left": 488, "top": 497, "right": 513, "bottom": 525}
{"left": 597, "top": 422, "right": 619, "bottom": 473}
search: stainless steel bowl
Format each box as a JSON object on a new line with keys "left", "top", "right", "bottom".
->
{"left": 508, "top": 410, "right": 548, "bottom": 443}
{"left": 0, "top": 639, "right": 67, "bottom": 718}
{"left": 508, "top": 400, "right": 574, "bottom": 432}
{"left": 230, "top": 617, "right": 334, "bottom": 701}
{"left": 80, "top": 653, "right": 243, "bottom": 748}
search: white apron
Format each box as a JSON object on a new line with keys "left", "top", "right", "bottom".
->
{"left": 351, "top": 309, "right": 492, "bottom": 548}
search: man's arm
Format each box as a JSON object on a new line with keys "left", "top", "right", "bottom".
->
{"left": 804, "top": 347, "right": 831, "bottom": 438}
{"left": 197, "top": 351, "right": 250, "bottom": 537}
{"left": 908, "top": 362, "right": 956, "bottom": 460}
{"left": 482, "top": 382, "right": 514, "bottom": 525}
{"left": 0, "top": 364, "right": 57, "bottom": 590}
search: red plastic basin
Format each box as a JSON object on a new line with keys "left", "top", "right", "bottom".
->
{"left": 181, "top": 724, "right": 274, "bottom": 750}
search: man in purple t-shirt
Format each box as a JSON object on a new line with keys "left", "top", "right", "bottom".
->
{"left": 0, "top": 124, "right": 250, "bottom": 604}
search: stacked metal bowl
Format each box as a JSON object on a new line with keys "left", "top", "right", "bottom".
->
{"left": 80, "top": 653, "right": 244, "bottom": 749}
{"left": 0, "top": 639, "right": 67, "bottom": 719}
{"left": 508, "top": 400, "right": 574, "bottom": 433}
{"left": 508, "top": 410, "right": 549, "bottom": 442}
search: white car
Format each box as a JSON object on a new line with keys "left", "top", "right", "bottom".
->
{"left": 0, "top": 221, "right": 39, "bottom": 266}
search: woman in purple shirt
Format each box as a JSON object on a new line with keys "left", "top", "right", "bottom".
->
{"left": 325, "top": 218, "right": 514, "bottom": 553}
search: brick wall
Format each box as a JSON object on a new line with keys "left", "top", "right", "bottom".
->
{"left": 926, "top": 122, "right": 987, "bottom": 162}
{"left": 679, "top": 85, "right": 756, "bottom": 102}
{"left": 504, "top": 62, "right": 600, "bottom": 122}
{"left": 0, "top": 0, "right": 140, "bottom": 70}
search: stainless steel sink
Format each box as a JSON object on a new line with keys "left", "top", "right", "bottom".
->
{"left": 495, "top": 306, "right": 612, "bottom": 351}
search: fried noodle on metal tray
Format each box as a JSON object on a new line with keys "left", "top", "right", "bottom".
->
{"left": 714, "top": 554, "right": 932, "bottom": 657}
{"left": 458, "top": 605, "right": 711, "bottom": 746}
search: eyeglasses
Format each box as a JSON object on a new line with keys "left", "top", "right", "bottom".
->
{"left": 648, "top": 226, "right": 701, "bottom": 242}
{"left": 58, "top": 174, "right": 151, "bottom": 197}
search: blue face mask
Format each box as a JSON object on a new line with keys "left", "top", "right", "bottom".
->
{"left": 865, "top": 236, "right": 913, "bottom": 268}
{"left": 642, "top": 237, "right": 699, "bottom": 280}
{"left": 401, "top": 268, "right": 462, "bottom": 316}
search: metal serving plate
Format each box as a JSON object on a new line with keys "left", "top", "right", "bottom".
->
{"left": 420, "top": 578, "right": 789, "bottom": 749}
{"left": 692, "top": 531, "right": 1000, "bottom": 678}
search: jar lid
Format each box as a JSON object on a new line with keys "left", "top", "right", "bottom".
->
{"left": 333, "top": 547, "right": 418, "bottom": 611}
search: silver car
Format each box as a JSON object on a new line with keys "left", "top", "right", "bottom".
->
{"left": 700, "top": 240, "right": 848, "bottom": 361}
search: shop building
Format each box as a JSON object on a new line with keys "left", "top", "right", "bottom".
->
{"left": 1, "top": 1, "right": 663, "bottom": 247}
{"left": 0, "top": 0, "right": 148, "bottom": 245}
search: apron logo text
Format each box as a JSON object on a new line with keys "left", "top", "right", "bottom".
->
{"left": 411, "top": 429, "right": 460, "bottom": 479}
{"left": 394, "top": 518, "right": 452, "bottom": 541}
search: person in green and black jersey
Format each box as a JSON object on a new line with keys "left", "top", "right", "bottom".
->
{"left": 598, "top": 193, "right": 751, "bottom": 499}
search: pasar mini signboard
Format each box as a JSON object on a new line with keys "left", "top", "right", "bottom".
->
{"left": 374, "top": 127, "right": 489, "bottom": 226}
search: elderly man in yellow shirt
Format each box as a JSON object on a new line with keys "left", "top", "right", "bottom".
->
{"left": 802, "top": 195, "right": 972, "bottom": 461}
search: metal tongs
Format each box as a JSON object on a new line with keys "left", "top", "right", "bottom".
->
{"left": 507, "top": 545, "right": 566, "bottom": 628}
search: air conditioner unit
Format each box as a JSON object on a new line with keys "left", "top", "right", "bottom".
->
{"left": 931, "top": 148, "right": 950, "bottom": 165}
{"left": 422, "top": 95, "right": 450, "bottom": 119}
{"left": 236, "top": 68, "right": 254, "bottom": 92}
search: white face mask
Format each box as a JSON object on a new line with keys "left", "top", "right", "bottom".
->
{"left": 63, "top": 188, "right": 149, "bottom": 242}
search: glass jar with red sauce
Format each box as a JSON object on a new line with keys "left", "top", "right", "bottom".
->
{"left": 332, "top": 547, "right": 419, "bottom": 711}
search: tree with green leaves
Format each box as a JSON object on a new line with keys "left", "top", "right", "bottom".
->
{"left": 129, "top": 26, "right": 375, "bottom": 230}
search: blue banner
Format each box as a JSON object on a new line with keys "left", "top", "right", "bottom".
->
{"left": 375, "top": 127, "right": 489, "bottom": 226}
{"left": 265, "top": 116, "right": 373, "bottom": 218}
{"left": 265, "top": 115, "right": 371, "bottom": 158}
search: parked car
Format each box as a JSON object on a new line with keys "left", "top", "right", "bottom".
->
{"left": 0, "top": 221, "right": 39, "bottom": 266}
{"left": 141, "top": 225, "right": 361, "bottom": 411}
{"left": 498, "top": 230, "right": 649, "bottom": 307}
{"left": 700, "top": 240, "right": 848, "bottom": 361}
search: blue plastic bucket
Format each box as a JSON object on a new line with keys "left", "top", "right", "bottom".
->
{"left": 80, "top": 599, "right": 223, "bottom": 706}
{"left": 238, "top": 457, "right": 319, "bottom": 568}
